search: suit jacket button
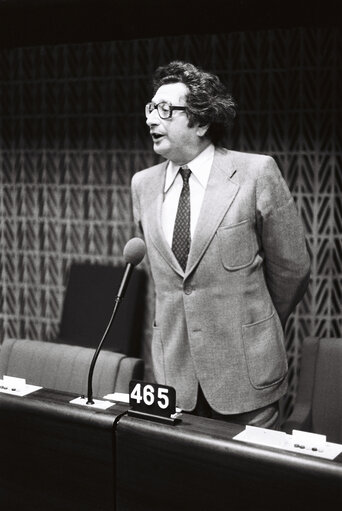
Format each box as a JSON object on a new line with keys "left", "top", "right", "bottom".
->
{"left": 184, "top": 285, "right": 192, "bottom": 295}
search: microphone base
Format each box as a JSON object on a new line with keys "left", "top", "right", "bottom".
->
{"left": 70, "top": 396, "right": 115, "bottom": 410}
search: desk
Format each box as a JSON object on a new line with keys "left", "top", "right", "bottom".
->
{"left": 116, "top": 413, "right": 342, "bottom": 511}
{"left": 0, "top": 388, "right": 127, "bottom": 511}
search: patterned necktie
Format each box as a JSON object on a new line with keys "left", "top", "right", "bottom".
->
{"left": 172, "top": 166, "right": 191, "bottom": 271}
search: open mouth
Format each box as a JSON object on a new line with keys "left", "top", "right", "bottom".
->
{"left": 151, "top": 133, "right": 164, "bottom": 142}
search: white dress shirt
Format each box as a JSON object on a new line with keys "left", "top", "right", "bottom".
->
{"left": 161, "top": 144, "right": 215, "bottom": 247}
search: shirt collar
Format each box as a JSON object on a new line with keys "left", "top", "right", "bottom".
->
{"left": 164, "top": 144, "right": 215, "bottom": 192}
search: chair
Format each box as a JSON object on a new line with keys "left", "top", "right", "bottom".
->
{"left": 0, "top": 338, "right": 144, "bottom": 398}
{"left": 282, "top": 336, "right": 342, "bottom": 443}
{"left": 57, "top": 262, "right": 146, "bottom": 357}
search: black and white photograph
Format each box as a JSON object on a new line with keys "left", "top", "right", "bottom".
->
{"left": 0, "top": 0, "right": 341, "bottom": 509}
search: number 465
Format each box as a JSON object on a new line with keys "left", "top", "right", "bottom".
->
{"left": 130, "top": 383, "right": 169, "bottom": 409}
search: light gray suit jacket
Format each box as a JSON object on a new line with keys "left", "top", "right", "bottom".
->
{"left": 131, "top": 148, "right": 310, "bottom": 413}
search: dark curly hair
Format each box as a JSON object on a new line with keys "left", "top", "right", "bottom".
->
{"left": 153, "top": 61, "right": 237, "bottom": 145}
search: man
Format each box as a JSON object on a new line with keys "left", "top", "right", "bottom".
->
{"left": 131, "top": 61, "right": 310, "bottom": 428}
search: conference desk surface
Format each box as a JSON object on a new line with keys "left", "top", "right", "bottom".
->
{"left": 1, "top": 388, "right": 342, "bottom": 511}
{"left": 0, "top": 388, "right": 127, "bottom": 511}
{"left": 116, "top": 413, "right": 342, "bottom": 511}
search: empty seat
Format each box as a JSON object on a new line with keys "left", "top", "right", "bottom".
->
{"left": 282, "top": 336, "right": 342, "bottom": 443}
{"left": 0, "top": 338, "right": 144, "bottom": 398}
{"left": 57, "top": 262, "right": 146, "bottom": 357}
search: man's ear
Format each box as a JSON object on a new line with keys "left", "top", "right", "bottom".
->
{"left": 196, "top": 124, "right": 209, "bottom": 137}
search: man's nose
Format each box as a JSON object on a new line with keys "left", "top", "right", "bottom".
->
{"left": 146, "top": 108, "right": 160, "bottom": 127}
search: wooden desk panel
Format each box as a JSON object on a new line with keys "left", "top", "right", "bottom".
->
{"left": 0, "top": 389, "right": 127, "bottom": 511}
{"left": 116, "top": 413, "right": 342, "bottom": 511}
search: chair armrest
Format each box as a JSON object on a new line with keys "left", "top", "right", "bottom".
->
{"left": 282, "top": 336, "right": 319, "bottom": 433}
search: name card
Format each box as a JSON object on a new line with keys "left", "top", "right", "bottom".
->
{"left": 0, "top": 375, "right": 41, "bottom": 396}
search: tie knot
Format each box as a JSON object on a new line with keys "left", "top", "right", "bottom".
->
{"left": 180, "top": 166, "right": 191, "bottom": 183}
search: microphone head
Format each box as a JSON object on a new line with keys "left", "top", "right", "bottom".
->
{"left": 123, "top": 237, "right": 146, "bottom": 266}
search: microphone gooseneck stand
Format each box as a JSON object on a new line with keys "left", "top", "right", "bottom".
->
{"left": 86, "top": 263, "right": 133, "bottom": 405}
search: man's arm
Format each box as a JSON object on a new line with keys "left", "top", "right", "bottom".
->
{"left": 131, "top": 174, "right": 144, "bottom": 238}
{"left": 256, "top": 157, "right": 311, "bottom": 327}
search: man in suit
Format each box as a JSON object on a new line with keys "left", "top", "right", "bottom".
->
{"left": 131, "top": 61, "right": 310, "bottom": 428}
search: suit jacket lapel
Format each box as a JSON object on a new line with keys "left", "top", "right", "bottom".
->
{"left": 185, "top": 149, "right": 239, "bottom": 277}
{"left": 145, "top": 149, "right": 239, "bottom": 278}
{"left": 145, "top": 161, "right": 184, "bottom": 276}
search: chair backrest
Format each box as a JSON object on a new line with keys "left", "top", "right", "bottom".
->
{"left": 0, "top": 338, "right": 144, "bottom": 398}
{"left": 283, "top": 336, "right": 342, "bottom": 443}
{"left": 58, "top": 262, "right": 146, "bottom": 357}
{"left": 311, "top": 337, "right": 342, "bottom": 442}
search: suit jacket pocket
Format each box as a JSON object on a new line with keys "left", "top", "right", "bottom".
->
{"left": 242, "top": 312, "right": 288, "bottom": 389}
{"left": 217, "top": 219, "right": 258, "bottom": 270}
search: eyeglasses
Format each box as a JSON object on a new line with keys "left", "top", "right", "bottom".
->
{"left": 145, "top": 101, "right": 187, "bottom": 119}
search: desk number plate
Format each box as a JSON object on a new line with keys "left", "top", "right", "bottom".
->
{"left": 128, "top": 380, "right": 177, "bottom": 423}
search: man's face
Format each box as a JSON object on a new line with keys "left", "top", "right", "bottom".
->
{"left": 146, "top": 82, "right": 204, "bottom": 165}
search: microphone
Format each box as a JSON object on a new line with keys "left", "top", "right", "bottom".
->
{"left": 86, "top": 237, "right": 146, "bottom": 404}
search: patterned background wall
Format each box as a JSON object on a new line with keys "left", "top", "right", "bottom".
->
{"left": 0, "top": 27, "right": 341, "bottom": 416}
